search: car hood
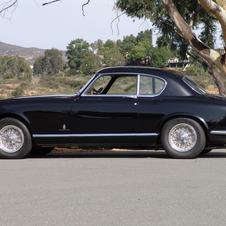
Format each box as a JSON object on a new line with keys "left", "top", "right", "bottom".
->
{"left": 0, "top": 94, "right": 77, "bottom": 102}
{"left": 14, "top": 94, "right": 77, "bottom": 100}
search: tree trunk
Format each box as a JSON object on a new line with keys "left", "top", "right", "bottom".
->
{"left": 161, "top": 0, "right": 226, "bottom": 95}
{"left": 208, "top": 63, "right": 226, "bottom": 96}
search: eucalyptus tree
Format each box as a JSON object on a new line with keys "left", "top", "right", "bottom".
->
{"left": 116, "top": 0, "right": 226, "bottom": 95}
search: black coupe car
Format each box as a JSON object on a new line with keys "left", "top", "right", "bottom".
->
{"left": 1, "top": 66, "right": 226, "bottom": 159}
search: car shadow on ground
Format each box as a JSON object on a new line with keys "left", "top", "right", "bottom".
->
{"left": 27, "top": 149, "right": 226, "bottom": 159}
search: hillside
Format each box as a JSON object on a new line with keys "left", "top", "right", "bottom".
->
{"left": 0, "top": 42, "right": 67, "bottom": 66}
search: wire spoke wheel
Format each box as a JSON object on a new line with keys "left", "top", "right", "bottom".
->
{"left": 0, "top": 125, "right": 24, "bottom": 153}
{"left": 161, "top": 118, "right": 206, "bottom": 159}
{"left": 0, "top": 118, "right": 32, "bottom": 158}
{"left": 168, "top": 123, "right": 197, "bottom": 152}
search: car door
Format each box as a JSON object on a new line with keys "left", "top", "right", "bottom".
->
{"left": 70, "top": 74, "right": 139, "bottom": 145}
{"left": 137, "top": 74, "right": 166, "bottom": 145}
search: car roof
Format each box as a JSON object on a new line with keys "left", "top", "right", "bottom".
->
{"left": 97, "top": 66, "right": 183, "bottom": 78}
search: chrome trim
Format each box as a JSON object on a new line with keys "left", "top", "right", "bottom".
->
{"left": 78, "top": 74, "right": 96, "bottom": 95}
{"left": 81, "top": 72, "right": 167, "bottom": 97}
{"left": 183, "top": 76, "right": 206, "bottom": 94}
{"left": 33, "top": 133, "right": 158, "bottom": 138}
{"left": 82, "top": 72, "right": 138, "bottom": 96}
{"left": 210, "top": 130, "right": 226, "bottom": 135}
{"left": 137, "top": 74, "right": 140, "bottom": 95}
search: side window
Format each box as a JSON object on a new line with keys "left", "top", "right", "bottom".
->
{"left": 84, "top": 74, "right": 137, "bottom": 95}
{"left": 84, "top": 75, "right": 112, "bottom": 95}
{"left": 139, "top": 75, "right": 165, "bottom": 95}
{"left": 107, "top": 76, "right": 137, "bottom": 95}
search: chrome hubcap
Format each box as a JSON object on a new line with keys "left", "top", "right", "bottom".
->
{"left": 168, "top": 123, "right": 197, "bottom": 152}
{"left": 0, "top": 125, "right": 24, "bottom": 153}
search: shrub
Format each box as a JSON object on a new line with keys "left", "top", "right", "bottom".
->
{"left": 11, "top": 87, "right": 24, "bottom": 97}
{"left": 20, "top": 82, "right": 29, "bottom": 88}
{"left": 39, "top": 76, "right": 59, "bottom": 89}
{"left": 3, "top": 73, "right": 14, "bottom": 79}
{"left": 64, "top": 69, "right": 77, "bottom": 77}
{"left": 186, "top": 66, "right": 198, "bottom": 75}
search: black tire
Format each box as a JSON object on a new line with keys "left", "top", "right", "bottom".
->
{"left": 161, "top": 118, "right": 206, "bottom": 159}
{"left": 29, "top": 147, "right": 53, "bottom": 156}
{"left": 0, "top": 118, "right": 32, "bottom": 159}
{"left": 199, "top": 149, "right": 212, "bottom": 155}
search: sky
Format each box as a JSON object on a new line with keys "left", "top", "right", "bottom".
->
{"left": 0, "top": 0, "right": 155, "bottom": 50}
{"left": 0, "top": 0, "right": 222, "bottom": 51}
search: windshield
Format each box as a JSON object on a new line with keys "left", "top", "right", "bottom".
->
{"left": 183, "top": 76, "right": 206, "bottom": 94}
{"left": 78, "top": 74, "right": 96, "bottom": 94}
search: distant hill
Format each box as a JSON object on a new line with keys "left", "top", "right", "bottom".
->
{"left": 0, "top": 42, "right": 67, "bottom": 66}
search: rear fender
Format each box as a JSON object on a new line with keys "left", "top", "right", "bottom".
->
{"left": 158, "top": 113, "right": 209, "bottom": 134}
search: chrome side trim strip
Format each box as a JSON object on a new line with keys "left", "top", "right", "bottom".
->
{"left": 210, "top": 130, "right": 226, "bottom": 135}
{"left": 33, "top": 133, "right": 158, "bottom": 138}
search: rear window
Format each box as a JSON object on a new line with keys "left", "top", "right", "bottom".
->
{"left": 183, "top": 77, "right": 206, "bottom": 94}
{"left": 139, "top": 75, "right": 165, "bottom": 95}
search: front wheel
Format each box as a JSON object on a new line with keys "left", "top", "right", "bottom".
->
{"left": 161, "top": 118, "right": 206, "bottom": 159}
{"left": 0, "top": 118, "right": 32, "bottom": 159}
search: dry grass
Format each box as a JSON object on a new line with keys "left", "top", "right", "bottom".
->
{"left": 0, "top": 73, "right": 221, "bottom": 99}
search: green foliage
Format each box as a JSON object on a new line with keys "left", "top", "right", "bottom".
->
{"left": 119, "top": 30, "right": 153, "bottom": 66}
{"left": 20, "top": 82, "right": 29, "bottom": 88}
{"left": 0, "top": 56, "right": 32, "bottom": 79}
{"left": 127, "top": 44, "right": 146, "bottom": 65}
{"left": 39, "top": 76, "right": 59, "bottom": 89}
{"left": 64, "top": 69, "right": 77, "bottom": 76}
{"left": 103, "top": 39, "right": 115, "bottom": 49}
{"left": 79, "top": 51, "right": 100, "bottom": 75}
{"left": 39, "top": 75, "right": 88, "bottom": 91}
{"left": 3, "top": 73, "right": 14, "bottom": 79}
{"left": 91, "top": 39, "right": 103, "bottom": 53}
{"left": 149, "top": 47, "right": 172, "bottom": 68}
{"left": 33, "top": 48, "right": 66, "bottom": 76}
{"left": 136, "top": 30, "right": 152, "bottom": 45}
{"left": 11, "top": 87, "right": 24, "bottom": 97}
{"left": 33, "top": 56, "right": 45, "bottom": 75}
{"left": 57, "top": 77, "right": 86, "bottom": 89}
{"left": 66, "top": 39, "right": 90, "bottom": 70}
{"left": 185, "top": 66, "right": 198, "bottom": 75}
{"left": 120, "top": 34, "right": 136, "bottom": 56}
{"left": 103, "top": 48, "right": 126, "bottom": 67}
{"left": 116, "top": 0, "right": 219, "bottom": 61}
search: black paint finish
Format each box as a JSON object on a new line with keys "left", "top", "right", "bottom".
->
{"left": 1, "top": 66, "right": 226, "bottom": 150}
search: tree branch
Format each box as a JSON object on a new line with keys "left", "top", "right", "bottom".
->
{"left": 42, "top": 0, "right": 61, "bottom": 6}
{"left": 0, "top": 0, "right": 17, "bottom": 14}
{"left": 199, "top": 0, "right": 226, "bottom": 46}
{"left": 189, "top": 2, "right": 201, "bottom": 27}
{"left": 82, "top": 0, "right": 90, "bottom": 16}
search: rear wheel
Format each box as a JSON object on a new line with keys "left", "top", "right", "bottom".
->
{"left": 200, "top": 149, "right": 212, "bottom": 155}
{"left": 0, "top": 118, "right": 32, "bottom": 159}
{"left": 161, "top": 118, "right": 206, "bottom": 159}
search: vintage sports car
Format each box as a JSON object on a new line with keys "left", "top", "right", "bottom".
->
{"left": 1, "top": 66, "right": 226, "bottom": 159}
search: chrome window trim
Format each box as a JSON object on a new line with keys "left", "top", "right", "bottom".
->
{"left": 81, "top": 72, "right": 167, "bottom": 98}
{"left": 33, "top": 133, "right": 158, "bottom": 138}
{"left": 81, "top": 72, "right": 138, "bottom": 96}
{"left": 183, "top": 76, "right": 206, "bottom": 94}
{"left": 78, "top": 74, "right": 96, "bottom": 95}
{"left": 137, "top": 74, "right": 140, "bottom": 95}
{"left": 139, "top": 74, "right": 167, "bottom": 97}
